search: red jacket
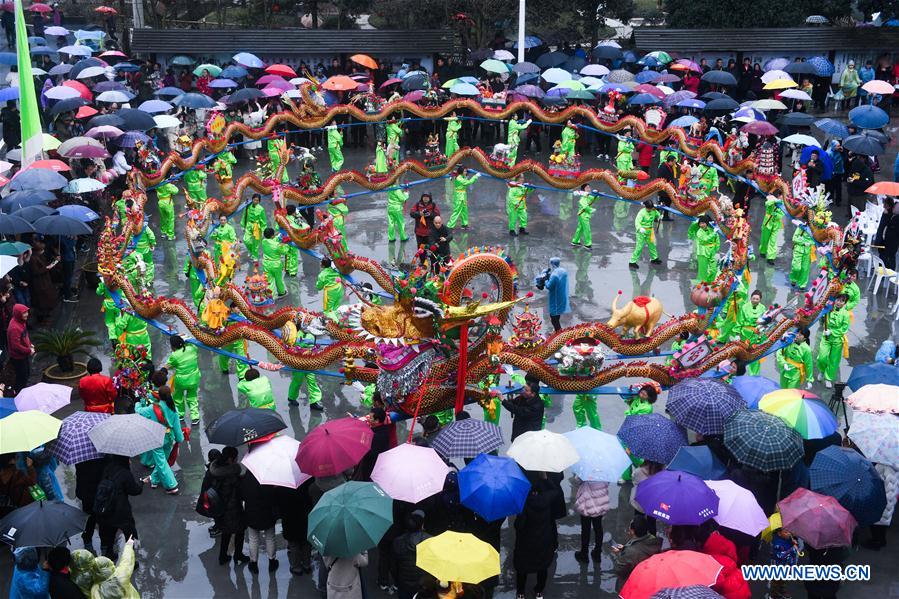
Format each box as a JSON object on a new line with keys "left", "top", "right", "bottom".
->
{"left": 409, "top": 200, "right": 440, "bottom": 238}
{"left": 78, "top": 373, "right": 117, "bottom": 414}
{"left": 636, "top": 143, "right": 654, "bottom": 168}
{"left": 6, "top": 304, "right": 30, "bottom": 360}
{"left": 703, "top": 531, "right": 751, "bottom": 599}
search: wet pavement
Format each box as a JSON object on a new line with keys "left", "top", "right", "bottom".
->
{"left": 3, "top": 140, "right": 898, "bottom": 598}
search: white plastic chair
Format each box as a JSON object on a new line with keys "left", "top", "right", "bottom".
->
{"left": 871, "top": 255, "right": 899, "bottom": 299}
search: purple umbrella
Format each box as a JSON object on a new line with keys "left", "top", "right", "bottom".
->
{"left": 209, "top": 78, "right": 238, "bottom": 89}
{"left": 403, "top": 90, "right": 425, "bottom": 102}
{"left": 116, "top": 131, "right": 150, "bottom": 147}
{"left": 546, "top": 86, "right": 571, "bottom": 97}
{"left": 634, "top": 470, "right": 719, "bottom": 525}
{"left": 663, "top": 90, "right": 696, "bottom": 107}
{"left": 92, "top": 81, "right": 128, "bottom": 93}
{"left": 14, "top": 383, "right": 71, "bottom": 414}
{"left": 764, "top": 58, "right": 790, "bottom": 72}
{"left": 740, "top": 120, "right": 779, "bottom": 136}
{"left": 137, "top": 99, "right": 173, "bottom": 113}
{"left": 62, "top": 145, "right": 110, "bottom": 159}
{"left": 513, "top": 84, "right": 545, "bottom": 98}
{"left": 50, "top": 411, "right": 110, "bottom": 465}
{"left": 657, "top": 73, "right": 681, "bottom": 83}
{"left": 617, "top": 413, "right": 688, "bottom": 464}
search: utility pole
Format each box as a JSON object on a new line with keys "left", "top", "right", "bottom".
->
{"left": 517, "top": 0, "right": 525, "bottom": 62}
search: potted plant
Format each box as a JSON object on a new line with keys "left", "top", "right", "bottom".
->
{"left": 32, "top": 327, "right": 101, "bottom": 379}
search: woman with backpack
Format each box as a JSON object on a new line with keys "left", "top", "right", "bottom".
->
{"left": 207, "top": 446, "right": 249, "bottom": 566}
{"left": 95, "top": 455, "right": 143, "bottom": 560}
{"left": 241, "top": 466, "right": 279, "bottom": 574}
{"left": 135, "top": 386, "right": 183, "bottom": 494}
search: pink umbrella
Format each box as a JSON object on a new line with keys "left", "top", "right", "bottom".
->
{"left": 86, "top": 126, "right": 124, "bottom": 139}
{"left": 260, "top": 78, "right": 292, "bottom": 92}
{"left": 261, "top": 87, "right": 283, "bottom": 97}
{"left": 379, "top": 78, "right": 402, "bottom": 89}
{"left": 295, "top": 417, "right": 373, "bottom": 477}
{"left": 704, "top": 479, "right": 769, "bottom": 536}
{"left": 778, "top": 488, "right": 857, "bottom": 549}
{"left": 14, "top": 383, "right": 72, "bottom": 414}
{"left": 256, "top": 74, "right": 288, "bottom": 87}
{"left": 242, "top": 435, "right": 311, "bottom": 488}
{"left": 99, "top": 50, "right": 127, "bottom": 59}
{"left": 862, "top": 80, "right": 894, "bottom": 96}
{"left": 371, "top": 444, "right": 451, "bottom": 503}
{"left": 403, "top": 90, "right": 425, "bottom": 102}
{"left": 740, "top": 120, "right": 779, "bottom": 136}
{"left": 674, "top": 58, "right": 702, "bottom": 73}
{"left": 61, "top": 144, "right": 110, "bottom": 159}
{"left": 29, "top": 2, "right": 52, "bottom": 12}
{"left": 634, "top": 83, "right": 665, "bottom": 99}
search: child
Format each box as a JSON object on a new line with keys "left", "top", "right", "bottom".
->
{"left": 629, "top": 200, "right": 662, "bottom": 269}
{"left": 769, "top": 527, "right": 800, "bottom": 599}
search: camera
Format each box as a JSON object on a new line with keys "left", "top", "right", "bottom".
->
{"left": 534, "top": 267, "right": 552, "bottom": 290}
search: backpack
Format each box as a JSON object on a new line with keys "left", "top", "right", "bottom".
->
{"left": 93, "top": 476, "right": 118, "bottom": 517}
{"left": 195, "top": 471, "right": 224, "bottom": 518}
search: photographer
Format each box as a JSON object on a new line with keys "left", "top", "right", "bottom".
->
{"left": 535, "top": 257, "right": 569, "bottom": 331}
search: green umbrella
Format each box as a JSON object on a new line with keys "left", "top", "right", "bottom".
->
{"left": 557, "top": 80, "right": 586, "bottom": 91}
{"left": 307, "top": 482, "right": 393, "bottom": 557}
{"left": 480, "top": 59, "right": 510, "bottom": 74}
{"left": 566, "top": 89, "right": 595, "bottom": 101}
{"left": 193, "top": 63, "right": 222, "bottom": 77}
{"left": 441, "top": 78, "right": 459, "bottom": 89}
{"left": 648, "top": 50, "right": 673, "bottom": 64}
{"left": 0, "top": 241, "right": 31, "bottom": 255}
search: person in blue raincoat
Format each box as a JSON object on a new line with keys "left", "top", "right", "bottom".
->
{"left": 136, "top": 386, "right": 183, "bottom": 494}
{"left": 9, "top": 546, "right": 49, "bottom": 599}
{"left": 18, "top": 445, "right": 62, "bottom": 501}
{"left": 537, "top": 257, "right": 569, "bottom": 332}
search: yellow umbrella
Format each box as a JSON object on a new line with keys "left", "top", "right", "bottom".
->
{"left": 763, "top": 78, "right": 798, "bottom": 90}
{"left": 0, "top": 410, "right": 62, "bottom": 453}
{"left": 42, "top": 134, "right": 61, "bottom": 151}
{"left": 416, "top": 531, "right": 500, "bottom": 584}
{"left": 761, "top": 511, "right": 782, "bottom": 542}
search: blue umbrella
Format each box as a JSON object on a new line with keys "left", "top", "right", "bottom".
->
{"left": 617, "top": 413, "right": 689, "bottom": 464}
{"left": 634, "top": 470, "right": 719, "bottom": 525}
{"left": 116, "top": 131, "right": 150, "bottom": 148}
{"left": 808, "top": 56, "right": 835, "bottom": 77}
{"left": 227, "top": 87, "right": 265, "bottom": 104}
{"left": 0, "top": 52, "right": 16, "bottom": 65}
{"left": 513, "top": 36, "right": 543, "bottom": 49}
{"left": 637, "top": 56, "right": 660, "bottom": 68}
{"left": 732, "top": 106, "right": 766, "bottom": 121}
{"left": 628, "top": 93, "right": 659, "bottom": 105}
{"left": 730, "top": 375, "right": 780, "bottom": 408}
{"left": 28, "top": 36, "right": 46, "bottom": 46}
{"left": 137, "top": 99, "right": 173, "bottom": 113}
{"left": 69, "top": 57, "right": 104, "bottom": 80}
{"left": 11, "top": 205, "right": 54, "bottom": 223}
{"left": 0, "top": 87, "right": 19, "bottom": 101}
{"left": 701, "top": 70, "right": 737, "bottom": 86}
{"left": 546, "top": 86, "right": 571, "bottom": 98}
{"left": 48, "top": 64, "right": 72, "bottom": 76}
{"left": 592, "top": 45, "right": 623, "bottom": 61}
{"left": 800, "top": 146, "right": 833, "bottom": 179}
{"left": 815, "top": 118, "right": 850, "bottom": 138}
{"left": 0, "top": 397, "right": 15, "bottom": 419}
{"left": 677, "top": 99, "right": 706, "bottom": 109}
{"left": 458, "top": 76, "right": 479, "bottom": 84}
{"left": 635, "top": 70, "right": 661, "bottom": 83}
{"left": 209, "top": 78, "right": 238, "bottom": 89}
{"left": 30, "top": 47, "right": 56, "bottom": 56}
{"left": 512, "top": 62, "right": 540, "bottom": 74}
{"left": 779, "top": 112, "right": 815, "bottom": 127}
{"left": 670, "top": 115, "right": 699, "bottom": 128}
{"left": 513, "top": 72, "right": 539, "bottom": 86}
{"left": 0, "top": 214, "right": 35, "bottom": 235}
{"left": 233, "top": 52, "right": 264, "bottom": 69}
{"left": 93, "top": 81, "right": 129, "bottom": 93}
{"left": 170, "top": 55, "right": 195, "bottom": 66}
{"left": 849, "top": 104, "right": 890, "bottom": 129}
{"left": 705, "top": 97, "right": 740, "bottom": 111}
{"left": 449, "top": 82, "right": 480, "bottom": 96}
{"left": 0, "top": 190, "right": 56, "bottom": 213}
{"left": 810, "top": 446, "right": 887, "bottom": 526}
{"left": 599, "top": 83, "right": 630, "bottom": 94}
{"left": 221, "top": 65, "right": 248, "bottom": 79}
{"left": 458, "top": 454, "right": 530, "bottom": 522}
{"left": 55, "top": 205, "right": 100, "bottom": 222}
{"left": 154, "top": 86, "right": 184, "bottom": 97}
{"left": 9, "top": 169, "right": 68, "bottom": 191}
{"left": 172, "top": 93, "right": 217, "bottom": 109}
{"left": 564, "top": 427, "right": 632, "bottom": 482}
{"left": 662, "top": 90, "right": 696, "bottom": 107}
{"left": 843, "top": 133, "right": 885, "bottom": 156}
{"left": 113, "top": 63, "right": 140, "bottom": 73}
{"left": 667, "top": 445, "right": 727, "bottom": 480}
{"left": 32, "top": 215, "right": 92, "bottom": 236}
{"left": 62, "top": 178, "right": 106, "bottom": 194}
{"left": 847, "top": 362, "right": 899, "bottom": 390}
{"left": 114, "top": 109, "right": 157, "bottom": 131}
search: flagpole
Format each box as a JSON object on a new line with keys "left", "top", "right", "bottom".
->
{"left": 13, "top": 0, "right": 43, "bottom": 167}
{"left": 517, "top": 0, "right": 525, "bottom": 63}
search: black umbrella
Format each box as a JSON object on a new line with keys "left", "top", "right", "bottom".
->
{"left": 0, "top": 190, "right": 56, "bottom": 213}
{"left": 400, "top": 72, "right": 429, "bottom": 91}
{"left": 592, "top": 45, "right": 623, "bottom": 61}
{"left": 705, "top": 97, "right": 740, "bottom": 111}
{"left": 701, "top": 91, "right": 731, "bottom": 101}
{"left": 468, "top": 48, "right": 492, "bottom": 62}
{"left": 0, "top": 214, "right": 35, "bottom": 234}
{"left": 0, "top": 500, "right": 87, "bottom": 548}
{"left": 701, "top": 70, "right": 737, "bottom": 86}
{"left": 777, "top": 112, "right": 815, "bottom": 127}
{"left": 87, "top": 114, "right": 125, "bottom": 129}
{"left": 843, "top": 133, "right": 885, "bottom": 156}
{"left": 69, "top": 57, "right": 106, "bottom": 80}
{"left": 536, "top": 51, "right": 568, "bottom": 69}
{"left": 227, "top": 87, "right": 265, "bottom": 104}
{"left": 205, "top": 407, "right": 287, "bottom": 445}
{"left": 48, "top": 97, "right": 88, "bottom": 116}
{"left": 32, "top": 215, "right": 93, "bottom": 236}
{"left": 563, "top": 56, "right": 587, "bottom": 73}
{"left": 114, "top": 108, "right": 157, "bottom": 131}
{"left": 784, "top": 62, "right": 817, "bottom": 75}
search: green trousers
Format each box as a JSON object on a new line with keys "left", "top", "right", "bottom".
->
{"left": 263, "top": 262, "right": 286, "bottom": 296}
{"left": 790, "top": 251, "right": 811, "bottom": 288}
{"left": 243, "top": 232, "right": 261, "bottom": 260}
{"left": 218, "top": 341, "right": 249, "bottom": 380}
{"left": 144, "top": 444, "right": 177, "bottom": 490}
{"left": 572, "top": 394, "right": 601, "bottom": 429}
{"left": 285, "top": 247, "right": 299, "bottom": 277}
{"left": 140, "top": 249, "right": 155, "bottom": 283}
{"left": 571, "top": 213, "right": 592, "bottom": 246}
{"left": 697, "top": 255, "right": 718, "bottom": 283}
{"left": 817, "top": 335, "right": 844, "bottom": 382}
{"left": 507, "top": 201, "right": 527, "bottom": 232}
{"left": 387, "top": 206, "right": 408, "bottom": 241}
{"left": 173, "top": 381, "right": 199, "bottom": 421}
{"left": 630, "top": 231, "right": 658, "bottom": 262}
{"left": 158, "top": 202, "right": 175, "bottom": 240}
{"left": 328, "top": 146, "right": 344, "bottom": 171}
{"left": 447, "top": 198, "right": 468, "bottom": 228}
{"left": 746, "top": 360, "right": 761, "bottom": 376}
{"left": 288, "top": 371, "right": 322, "bottom": 404}
{"left": 759, "top": 225, "right": 779, "bottom": 260}
{"left": 508, "top": 142, "right": 520, "bottom": 165}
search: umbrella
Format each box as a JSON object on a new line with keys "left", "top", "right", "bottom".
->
{"left": 48, "top": 63, "right": 73, "bottom": 76}
{"left": 753, "top": 99, "right": 788, "bottom": 110}
{"left": 740, "top": 120, "right": 779, "bottom": 136}
{"left": 480, "top": 59, "right": 509, "bottom": 74}
{"left": 170, "top": 55, "right": 195, "bottom": 66}
{"left": 0, "top": 241, "right": 31, "bottom": 255}
{"left": 705, "top": 98, "right": 739, "bottom": 111}
{"left": 763, "top": 78, "right": 797, "bottom": 90}
{"left": 75, "top": 106, "right": 98, "bottom": 119}
{"left": 618, "top": 413, "right": 688, "bottom": 464}
{"left": 514, "top": 35, "right": 543, "bottom": 49}
{"left": 701, "top": 70, "right": 737, "bottom": 86}
{"left": 607, "top": 68, "right": 635, "bottom": 83}
{"left": 506, "top": 429, "right": 579, "bottom": 473}
{"left": 536, "top": 51, "right": 567, "bottom": 68}
{"left": 29, "top": 46, "right": 55, "bottom": 56}
{"left": 780, "top": 89, "right": 813, "bottom": 101}
{"left": 663, "top": 90, "right": 697, "bottom": 107}
{"left": 846, "top": 383, "right": 899, "bottom": 413}
{"left": 379, "top": 77, "right": 402, "bottom": 89}
{"left": 402, "top": 90, "right": 424, "bottom": 103}
{"left": 112, "top": 63, "right": 139, "bottom": 73}
{"left": 11, "top": 205, "right": 54, "bottom": 222}
{"left": 96, "top": 90, "right": 132, "bottom": 103}
{"left": 219, "top": 65, "right": 247, "bottom": 79}
{"left": 541, "top": 68, "right": 571, "bottom": 84}
{"left": 233, "top": 52, "right": 264, "bottom": 69}
{"left": 449, "top": 82, "right": 480, "bottom": 96}
{"left": 50, "top": 411, "right": 110, "bottom": 465}
{"left": 322, "top": 75, "right": 358, "bottom": 91}
{"left": 0, "top": 411, "right": 62, "bottom": 452}
{"left": 651, "top": 587, "right": 724, "bottom": 599}
{"left": 137, "top": 99, "right": 172, "bottom": 113}
{"left": 601, "top": 83, "right": 633, "bottom": 95}
{"left": 808, "top": 56, "right": 835, "bottom": 77}
{"left": 55, "top": 205, "right": 100, "bottom": 222}
{"left": 46, "top": 86, "right": 81, "bottom": 101}
{"left": 704, "top": 479, "right": 769, "bottom": 535}
{"left": 672, "top": 59, "right": 701, "bottom": 73}
{"left": 629, "top": 93, "right": 660, "bottom": 105}
{"left": 255, "top": 74, "right": 288, "bottom": 87}
{"left": 87, "top": 114, "right": 125, "bottom": 129}
{"left": 723, "top": 409, "right": 804, "bottom": 472}
{"left": 193, "top": 63, "right": 222, "bottom": 77}
{"left": 762, "top": 70, "right": 791, "bottom": 84}
{"left": 783, "top": 133, "right": 819, "bottom": 146}
{"left": 173, "top": 93, "right": 216, "bottom": 109}
{"left": 0, "top": 214, "right": 34, "bottom": 234}
{"left": 849, "top": 104, "right": 890, "bottom": 129}
{"left": 227, "top": 87, "right": 265, "bottom": 104}
{"left": 765, "top": 58, "right": 791, "bottom": 72}
{"left": 778, "top": 112, "right": 815, "bottom": 127}
{"left": 848, "top": 411, "right": 899, "bottom": 469}
{"left": 635, "top": 70, "right": 661, "bottom": 84}
{"left": 59, "top": 45, "right": 91, "bottom": 57}
{"left": 866, "top": 181, "right": 899, "bottom": 196}
{"left": 592, "top": 45, "right": 624, "bottom": 61}
{"left": 242, "top": 435, "right": 310, "bottom": 489}
{"left": 371, "top": 444, "right": 450, "bottom": 503}
{"left": 153, "top": 114, "right": 180, "bottom": 129}
{"left": 784, "top": 62, "right": 817, "bottom": 75}
{"left": 0, "top": 501, "right": 87, "bottom": 548}
{"left": 416, "top": 531, "right": 500, "bottom": 584}
{"left": 87, "top": 413, "right": 166, "bottom": 456}
{"left": 730, "top": 375, "right": 780, "bottom": 408}
{"left": 0, "top": 87, "right": 18, "bottom": 102}
{"left": 564, "top": 427, "right": 631, "bottom": 482}
{"left": 635, "top": 470, "right": 719, "bottom": 525}
{"left": 209, "top": 78, "right": 237, "bottom": 89}
{"left": 567, "top": 89, "right": 595, "bottom": 101}
{"left": 843, "top": 133, "right": 884, "bottom": 156}
{"left": 345, "top": 54, "right": 376, "bottom": 70}
{"left": 307, "top": 481, "right": 392, "bottom": 558}
{"left": 155, "top": 86, "right": 184, "bottom": 97}
{"left": 670, "top": 115, "right": 699, "bottom": 128}
{"left": 580, "top": 64, "right": 609, "bottom": 77}
{"left": 296, "top": 417, "right": 373, "bottom": 477}
{"left": 14, "top": 383, "right": 71, "bottom": 413}
{"left": 48, "top": 97, "right": 88, "bottom": 116}
{"left": 667, "top": 446, "right": 727, "bottom": 480}
{"left": 206, "top": 407, "right": 286, "bottom": 445}
{"left": 620, "top": 551, "right": 723, "bottom": 599}
{"left": 847, "top": 363, "right": 899, "bottom": 391}
{"left": 9, "top": 168, "right": 67, "bottom": 191}
{"left": 513, "top": 84, "right": 544, "bottom": 98}
{"left": 666, "top": 378, "right": 746, "bottom": 435}
{"left": 758, "top": 389, "right": 837, "bottom": 440}
{"left": 778, "top": 487, "right": 857, "bottom": 548}
{"left": 75, "top": 66, "right": 106, "bottom": 80}
{"left": 0, "top": 190, "right": 54, "bottom": 213}
{"left": 117, "top": 131, "right": 150, "bottom": 148}
{"left": 60, "top": 144, "right": 109, "bottom": 159}
{"left": 458, "top": 454, "right": 530, "bottom": 522}
{"left": 45, "top": 25, "right": 68, "bottom": 35}
{"left": 0, "top": 397, "right": 15, "bottom": 419}
{"left": 86, "top": 125, "right": 124, "bottom": 140}
{"left": 111, "top": 108, "right": 156, "bottom": 131}
{"left": 511, "top": 62, "right": 540, "bottom": 75}
{"left": 809, "top": 446, "right": 886, "bottom": 526}
{"left": 431, "top": 419, "right": 503, "bottom": 458}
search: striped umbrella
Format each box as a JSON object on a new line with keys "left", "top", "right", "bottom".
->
{"left": 667, "top": 378, "right": 746, "bottom": 435}
{"left": 50, "top": 411, "right": 109, "bottom": 465}
{"left": 618, "top": 413, "right": 688, "bottom": 465}
{"left": 758, "top": 389, "right": 837, "bottom": 440}
{"left": 848, "top": 411, "right": 899, "bottom": 469}
{"left": 723, "top": 410, "right": 804, "bottom": 472}
{"left": 809, "top": 446, "right": 887, "bottom": 526}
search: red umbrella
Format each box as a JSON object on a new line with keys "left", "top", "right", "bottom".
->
{"left": 28, "top": 159, "right": 69, "bottom": 172}
{"left": 265, "top": 64, "right": 297, "bottom": 78}
{"left": 322, "top": 75, "right": 358, "bottom": 91}
{"left": 740, "top": 120, "right": 779, "bottom": 136}
{"left": 29, "top": 3, "right": 52, "bottom": 12}
{"left": 866, "top": 181, "right": 899, "bottom": 196}
{"left": 61, "top": 80, "right": 92, "bottom": 101}
{"left": 379, "top": 78, "right": 402, "bottom": 89}
{"left": 634, "top": 84, "right": 665, "bottom": 99}
{"left": 295, "top": 417, "right": 373, "bottom": 477}
{"left": 620, "top": 550, "right": 722, "bottom": 599}
{"left": 94, "top": 5, "right": 117, "bottom": 13}
{"left": 777, "top": 488, "right": 857, "bottom": 549}
{"left": 75, "top": 105, "right": 98, "bottom": 119}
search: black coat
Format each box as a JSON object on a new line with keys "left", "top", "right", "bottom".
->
{"left": 275, "top": 479, "right": 313, "bottom": 542}
{"left": 240, "top": 470, "right": 278, "bottom": 530}
{"left": 428, "top": 225, "right": 453, "bottom": 259}
{"left": 96, "top": 458, "right": 142, "bottom": 530}
{"left": 502, "top": 393, "right": 545, "bottom": 441}
{"left": 847, "top": 157, "right": 874, "bottom": 197}
{"left": 48, "top": 570, "right": 84, "bottom": 599}
{"left": 512, "top": 480, "right": 563, "bottom": 573}
{"left": 74, "top": 458, "right": 105, "bottom": 513}
{"left": 208, "top": 461, "right": 244, "bottom": 534}
{"left": 392, "top": 530, "right": 431, "bottom": 592}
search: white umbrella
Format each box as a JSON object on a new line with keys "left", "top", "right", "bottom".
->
{"left": 762, "top": 70, "right": 790, "bottom": 84}
{"left": 14, "top": 383, "right": 71, "bottom": 414}
{"left": 96, "top": 90, "right": 131, "bottom": 103}
{"left": 507, "top": 430, "right": 579, "bottom": 473}
{"left": 752, "top": 99, "right": 788, "bottom": 111}
{"left": 656, "top": 84, "right": 675, "bottom": 95}
{"left": 541, "top": 68, "right": 572, "bottom": 84}
{"left": 848, "top": 410, "right": 899, "bottom": 469}
{"left": 493, "top": 49, "right": 515, "bottom": 61}
{"left": 242, "top": 435, "right": 310, "bottom": 488}
{"left": 780, "top": 89, "right": 813, "bottom": 101}
{"left": 371, "top": 444, "right": 451, "bottom": 503}
{"left": 578, "top": 76, "right": 605, "bottom": 87}
{"left": 75, "top": 66, "right": 107, "bottom": 80}
{"left": 152, "top": 114, "right": 181, "bottom": 129}
{"left": 783, "top": 134, "right": 820, "bottom": 146}
{"left": 580, "top": 64, "right": 610, "bottom": 77}
{"left": 289, "top": 77, "right": 311, "bottom": 86}
{"left": 0, "top": 255, "right": 17, "bottom": 278}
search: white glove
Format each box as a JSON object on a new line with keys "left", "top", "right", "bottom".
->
{"left": 824, "top": 330, "right": 831, "bottom": 337}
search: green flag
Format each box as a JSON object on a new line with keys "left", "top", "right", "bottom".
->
{"left": 14, "top": 0, "right": 43, "bottom": 166}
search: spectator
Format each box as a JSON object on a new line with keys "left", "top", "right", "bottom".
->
{"left": 573, "top": 478, "right": 610, "bottom": 563}
{"left": 241, "top": 467, "right": 279, "bottom": 574}
{"left": 325, "top": 552, "right": 369, "bottom": 599}
{"left": 513, "top": 472, "right": 564, "bottom": 599}
{"left": 90, "top": 537, "right": 140, "bottom": 598}
{"left": 804, "top": 546, "right": 848, "bottom": 599}
{"left": 611, "top": 515, "right": 662, "bottom": 582}
{"left": 0, "top": 453, "right": 36, "bottom": 518}
{"left": 96, "top": 455, "right": 143, "bottom": 560}
{"left": 79, "top": 358, "right": 116, "bottom": 414}
{"left": 544, "top": 257, "right": 569, "bottom": 331}
{"left": 46, "top": 546, "right": 84, "bottom": 599}
{"left": 699, "top": 525, "right": 752, "bottom": 599}
{"left": 276, "top": 478, "right": 314, "bottom": 575}
{"left": 427, "top": 215, "right": 453, "bottom": 270}
{"left": 59, "top": 235, "right": 78, "bottom": 302}
{"left": 409, "top": 193, "right": 440, "bottom": 252}
{"left": 75, "top": 457, "right": 105, "bottom": 552}
{"left": 6, "top": 304, "right": 33, "bottom": 392}
{"left": 502, "top": 374, "right": 544, "bottom": 441}
{"left": 9, "top": 546, "right": 48, "bottom": 599}
{"left": 209, "top": 446, "right": 249, "bottom": 566}
{"left": 392, "top": 510, "right": 431, "bottom": 599}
